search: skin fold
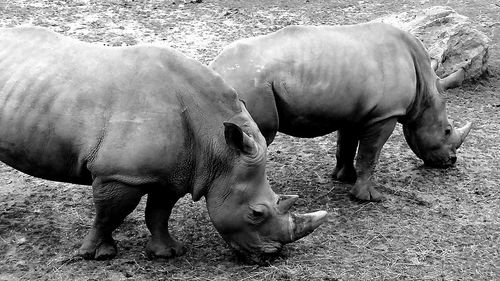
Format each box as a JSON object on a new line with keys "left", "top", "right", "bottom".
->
{"left": 0, "top": 27, "right": 327, "bottom": 263}
{"left": 210, "top": 23, "right": 471, "bottom": 202}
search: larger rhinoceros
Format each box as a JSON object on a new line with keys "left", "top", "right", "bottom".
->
{"left": 0, "top": 27, "right": 327, "bottom": 262}
{"left": 209, "top": 23, "right": 472, "bottom": 202}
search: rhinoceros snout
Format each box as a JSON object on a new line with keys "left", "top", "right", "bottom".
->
{"left": 424, "top": 155, "right": 456, "bottom": 168}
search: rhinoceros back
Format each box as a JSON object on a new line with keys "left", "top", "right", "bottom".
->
{"left": 211, "top": 23, "right": 432, "bottom": 138}
{"left": 0, "top": 27, "right": 240, "bottom": 186}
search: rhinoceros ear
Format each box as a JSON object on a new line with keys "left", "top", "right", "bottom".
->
{"left": 223, "top": 122, "right": 257, "bottom": 155}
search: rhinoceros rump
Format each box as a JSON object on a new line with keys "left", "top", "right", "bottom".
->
{"left": 0, "top": 27, "right": 327, "bottom": 262}
{"left": 209, "top": 23, "right": 471, "bottom": 202}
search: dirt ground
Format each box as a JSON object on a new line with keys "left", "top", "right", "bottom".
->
{"left": 0, "top": 0, "right": 498, "bottom": 280}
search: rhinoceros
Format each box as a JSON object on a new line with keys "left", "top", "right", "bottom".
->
{"left": 209, "top": 23, "right": 472, "bottom": 201}
{"left": 0, "top": 26, "right": 327, "bottom": 262}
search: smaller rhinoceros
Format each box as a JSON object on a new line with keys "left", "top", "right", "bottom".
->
{"left": 209, "top": 23, "right": 472, "bottom": 201}
{"left": 0, "top": 27, "right": 327, "bottom": 263}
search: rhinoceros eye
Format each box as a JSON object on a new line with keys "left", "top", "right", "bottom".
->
{"left": 252, "top": 209, "right": 264, "bottom": 218}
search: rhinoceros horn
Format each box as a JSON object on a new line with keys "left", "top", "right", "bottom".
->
{"left": 275, "top": 195, "right": 328, "bottom": 243}
{"left": 439, "top": 68, "right": 465, "bottom": 90}
{"left": 285, "top": 211, "right": 328, "bottom": 243}
{"left": 454, "top": 122, "right": 472, "bottom": 149}
{"left": 430, "top": 59, "right": 439, "bottom": 71}
{"left": 277, "top": 194, "right": 299, "bottom": 214}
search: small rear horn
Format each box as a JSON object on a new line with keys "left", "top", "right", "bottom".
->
{"left": 430, "top": 59, "right": 438, "bottom": 71}
{"left": 455, "top": 122, "right": 472, "bottom": 149}
{"left": 277, "top": 194, "right": 299, "bottom": 214}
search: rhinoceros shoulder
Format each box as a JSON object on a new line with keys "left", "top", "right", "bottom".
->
{"left": 127, "top": 43, "right": 241, "bottom": 113}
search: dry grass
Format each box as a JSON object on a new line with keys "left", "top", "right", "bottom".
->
{"left": 0, "top": 0, "right": 499, "bottom": 280}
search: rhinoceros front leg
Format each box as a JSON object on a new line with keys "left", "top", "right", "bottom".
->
{"left": 350, "top": 118, "right": 397, "bottom": 201}
{"left": 332, "top": 129, "right": 359, "bottom": 183}
{"left": 79, "top": 179, "right": 144, "bottom": 260}
{"left": 145, "top": 189, "right": 185, "bottom": 259}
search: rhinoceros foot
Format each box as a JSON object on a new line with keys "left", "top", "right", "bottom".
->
{"left": 350, "top": 182, "right": 384, "bottom": 202}
{"left": 332, "top": 165, "right": 357, "bottom": 183}
{"left": 78, "top": 233, "right": 117, "bottom": 260}
{"left": 145, "top": 237, "right": 185, "bottom": 259}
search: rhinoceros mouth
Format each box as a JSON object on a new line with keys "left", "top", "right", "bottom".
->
{"left": 423, "top": 157, "right": 456, "bottom": 168}
{"left": 228, "top": 240, "right": 283, "bottom": 264}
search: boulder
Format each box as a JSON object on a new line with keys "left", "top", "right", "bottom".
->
{"left": 372, "top": 6, "right": 490, "bottom": 81}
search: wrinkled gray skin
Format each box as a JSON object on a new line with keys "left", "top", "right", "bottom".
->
{"left": 0, "top": 27, "right": 327, "bottom": 262}
{"left": 210, "top": 23, "right": 472, "bottom": 202}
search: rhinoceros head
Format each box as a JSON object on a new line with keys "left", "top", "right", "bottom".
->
{"left": 403, "top": 68, "right": 472, "bottom": 167}
{"left": 204, "top": 110, "right": 327, "bottom": 263}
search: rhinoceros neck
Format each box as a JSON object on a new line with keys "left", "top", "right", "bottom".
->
{"left": 188, "top": 139, "right": 235, "bottom": 201}
{"left": 399, "top": 31, "right": 444, "bottom": 127}
{"left": 174, "top": 83, "right": 242, "bottom": 201}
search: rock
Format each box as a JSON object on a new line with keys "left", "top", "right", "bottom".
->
{"left": 372, "top": 6, "right": 490, "bottom": 81}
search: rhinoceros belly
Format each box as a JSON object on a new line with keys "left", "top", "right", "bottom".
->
{"left": 271, "top": 75, "right": 370, "bottom": 138}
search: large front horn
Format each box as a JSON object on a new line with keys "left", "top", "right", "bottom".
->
{"left": 440, "top": 68, "right": 465, "bottom": 90}
{"left": 284, "top": 211, "right": 328, "bottom": 243}
{"left": 455, "top": 122, "right": 472, "bottom": 149}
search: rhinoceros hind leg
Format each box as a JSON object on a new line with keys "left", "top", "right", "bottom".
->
{"left": 332, "top": 129, "right": 358, "bottom": 183}
{"left": 78, "top": 179, "right": 144, "bottom": 260}
{"left": 144, "top": 189, "right": 185, "bottom": 259}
